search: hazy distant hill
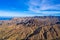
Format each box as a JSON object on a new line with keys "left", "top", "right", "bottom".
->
{"left": 0, "top": 17, "right": 12, "bottom": 20}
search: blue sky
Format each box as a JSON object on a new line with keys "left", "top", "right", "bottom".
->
{"left": 0, "top": 0, "right": 60, "bottom": 17}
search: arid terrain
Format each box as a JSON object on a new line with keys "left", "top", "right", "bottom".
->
{"left": 0, "top": 16, "right": 60, "bottom": 40}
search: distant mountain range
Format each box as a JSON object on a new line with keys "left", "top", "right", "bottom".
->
{"left": 0, "top": 16, "right": 60, "bottom": 20}
{"left": 0, "top": 17, "right": 13, "bottom": 20}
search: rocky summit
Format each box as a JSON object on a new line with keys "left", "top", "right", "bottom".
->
{"left": 0, "top": 16, "right": 60, "bottom": 40}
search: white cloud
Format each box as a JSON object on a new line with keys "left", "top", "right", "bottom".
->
{"left": 27, "top": 0, "right": 60, "bottom": 13}
{"left": 0, "top": 11, "right": 25, "bottom": 17}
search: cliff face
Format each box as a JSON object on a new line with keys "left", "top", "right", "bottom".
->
{"left": 0, "top": 16, "right": 60, "bottom": 40}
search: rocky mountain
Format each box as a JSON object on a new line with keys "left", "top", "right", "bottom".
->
{"left": 0, "top": 16, "right": 60, "bottom": 40}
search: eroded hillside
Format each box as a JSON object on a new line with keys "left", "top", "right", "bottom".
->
{"left": 0, "top": 16, "right": 60, "bottom": 40}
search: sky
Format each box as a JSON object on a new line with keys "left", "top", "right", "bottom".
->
{"left": 0, "top": 0, "right": 60, "bottom": 17}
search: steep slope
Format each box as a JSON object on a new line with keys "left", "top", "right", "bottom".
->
{"left": 0, "top": 16, "right": 60, "bottom": 40}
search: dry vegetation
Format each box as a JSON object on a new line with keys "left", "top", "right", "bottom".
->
{"left": 0, "top": 16, "right": 60, "bottom": 40}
